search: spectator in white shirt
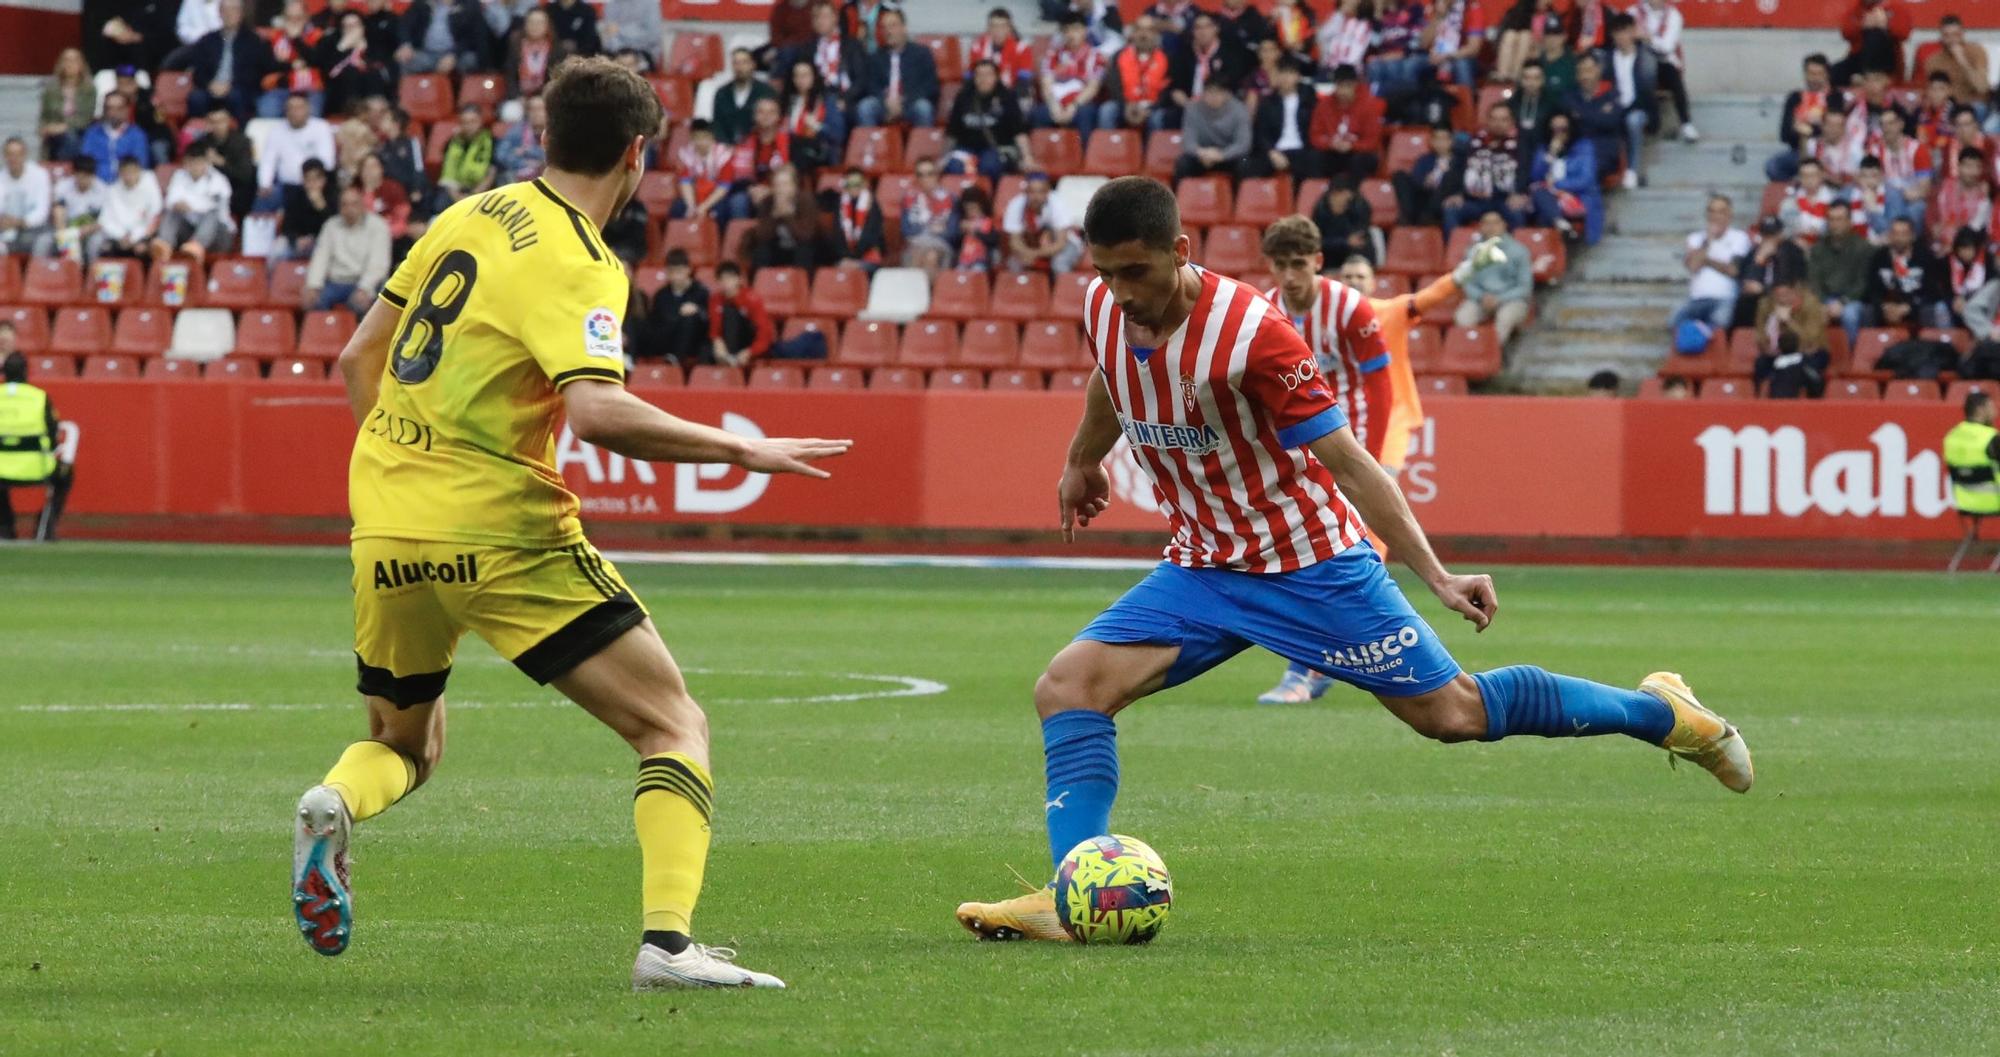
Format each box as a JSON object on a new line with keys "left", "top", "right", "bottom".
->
{"left": 0, "top": 137, "right": 53, "bottom": 255}
{"left": 151, "top": 145, "right": 236, "bottom": 263}
{"left": 32, "top": 166, "right": 109, "bottom": 262}
{"left": 177, "top": 0, "right": 223, "bottom": 46}
{"left": 257, "top": 92, "right": 337, "bottom": 209}
{"left": 305, "top": 185, "right": 391, "bottom": 314}
{"left": 1668, "top": 193, "right": 1752, "bottom": 343}
{"left": 1001, "top": 172, "right": 1082, "bottom": 273}
{"left": 1631, "top": 0, "right": 1694, "bottom": 142}
{"left": 97, "top": 157, "right": 164, "bottom": 259}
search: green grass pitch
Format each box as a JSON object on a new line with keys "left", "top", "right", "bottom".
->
{"left": 2, "top": 543, "right": 1996, "bottom": 1056}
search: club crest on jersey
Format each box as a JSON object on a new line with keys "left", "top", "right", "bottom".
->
{"left": 1178, "top": 373, "right": 1200, "bottom": 411}
{"left": 583, "top": 307, "right": 621, "bottom": 359}
{"left": 1120, "top": 415, "right": 1221, "bottom": 456}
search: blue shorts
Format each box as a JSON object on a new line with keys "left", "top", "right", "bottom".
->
{"left": 1076, "top": 548, "right": 1462, "bottom": 697}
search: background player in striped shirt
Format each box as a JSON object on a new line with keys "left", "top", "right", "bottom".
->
{"left": 955, "top": 177, "right": 1753, "bottom": 942}
{"left": 1254, "top": 215, "right": 1508, "bottom": 704}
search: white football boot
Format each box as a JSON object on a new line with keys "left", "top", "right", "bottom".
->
{"left": 632, "top": 942, "right": 787, "bottom": 990}
{"left": 292, "top": 784, "right": 354, "bottom": 956}
{"left": 1256, "top": 668, "right": 1334, "bottom": 705}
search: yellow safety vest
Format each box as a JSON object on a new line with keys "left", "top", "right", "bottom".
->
{"left": 1944, "top": 420, "right": 2000, "bottom": 516}
{"left": 0, "top": 382, "right": 55, "bottom": 483}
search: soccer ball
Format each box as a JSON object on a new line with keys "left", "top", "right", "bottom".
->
{"left": 1053, "top": 834, "right": 1173, "bottom": 944}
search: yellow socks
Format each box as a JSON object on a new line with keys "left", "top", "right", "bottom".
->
{"left": 634, "top": 752, "right": 714, "bottom": 935}
{"left": 323, "top": 741, "right": 416, "bottom": 822}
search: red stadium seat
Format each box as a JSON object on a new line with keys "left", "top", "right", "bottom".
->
{"left": 459, "top": 74, "right": 507, "bottom": 119}
{"left": 1052, "top": 272, "right": 1093, "bottom": 319}
{"left": 751, "top": 266, "right": 808, "bottom": 318}
{"left": 662, "top": 218, "right": 719, "bottom": 267}
{"left": 143, "top": 260, "right": 204, "bottom": 307}
{"left": 990, "top": 368, "right": 1043, "bottom": 391}
{"left": 1417, "top": 374, "right": 1469, "bottom": 396}
{"left": 837, "top": 319, "right": 899, "bottom": 366}
{"left": 398, "top": 74, "right": 454, "bottom": 125}
{"left": 1947, "top": 380, "right": 1998, "bottom": 406}
{"left": 1404, "top": 324, "right": 1442, "bottom": 373}
{"left": 687, "top": 364, "right": 744, "bottom": 388}
{"left": 665, "top": 31, "right": 725, "bottom": 80}
{"left": 154, "top": 71, "right": 194, "bottom": 122}
{"left": 1371, "top": 273, "right": 1410, "bottom": 298}
{"left": 916, "top": 35, "right": 964, "bottom": 82}
{"left": 718, "top": 218, "right": 753, "bottom": 266}
{"left": 870, "top": 365, "right": 925, "bottom": 390}
{"left": 749, "top": 364, "right": 806, "bottom": 389}
{"left": 1358, "top": 178, "right": 1399, "bottom": 228}
{"left": 1883, "top": 379, "right": 1941, "bottom": 401}
{"left": 1382, "top": 227, "right": 1444, "bottom": 276}
{"left": 297, "top": 310, "right": 356, "bottom": 360}
{"left": 20, "top": 257, "right": 82, "bottom": 307}
{"left": 811, "top": 266, "right": 871, "bottom": 319}
{"left": 1824, "top": 378, "right": 1880, "bottom": 400}
{"left": 844, "top": 127, "right": 904, "bottom": 176}
{"left": 954, "top": 320, "right": 1019, "bottom": 369}
{"left": 1382, "top": 127, "right": 1430, "bottom": 175}
{"left": 1026, "top": 129, "right": 1082, "bottom": 177}
{"left": 1294, "top": 178, "right": 1330, "bottom": 216}
{"left": 647, "top": 75, "right": 693, "bottom": 120}
{"left": 206, "top": 357, "right": 256, "bottom": 381}
{"left": 929, "top": 368, "right": 985, "bottom": 390}
{"left": 1921, "top": 327, "right": 1972, "bottom": 355}
{"left": 633, "top": 265, "right": 671, "bottom": 298}
{"left": 1234, "top": 178, "right": 1292, "bottom": 228}
{"left": 989, "top": 271, "right": 1051, "bottom": 322}
{"left": 637, "top": 171, "right": 679, "bottom": 218}
{"left": 234, "top": 309, "right": 298, "bottom": 360}
{"left": 145, "top": 357, "right": 201, "bottom": 381}
{"left": 0, "top": 307, "right": 49, "bottom": 352}
{"left": 992, "top": 174, "right": 1025, "bottom": 219}
{"left": 1201, "top": 225, "right": 1261, "bottom": 277}
{"left": 897, "top": 320, "right": 957, "bottom": 367}
{"left": 1724, "top": 327, "right": 1763, "bottom": 374}
{"left": 1438, "top": 325, "right": 1501, "bottom": 379}
{"left": 1175, "top": 177, "right": 1231, "bottom": 229}
{"left": 629, "top": 362, "right": 684, "bottom": 389}
{"left": 1050, "top": 368, "right": 1093, "bottom": 390}
{"left": 47, "top": 307, "right": 111, "bottom": 356}
{"left": 112, "top": 308, "right": 172, "bottom": 356}
{"left": 1083, "top": 129, "right": 1142, "bottom": 177}
{"left": 1418, "top": 280, "right": 1459, "bottom": 326}
{"left": 0, "top": 257, "right": 20, "bottom": 302}
{"left": 781, "top": 315, "right": 837, "bottom": 344}
{"left": 928, "top": 269, "right": 990, "bottom": 321}
{"left": 905, "top": 127, "right": 948, "bottom": 166}
{"left": 266, "top": 260, "right": 310, "bottom": 307}
{"left": 1516, "top": 227, "right": 1567, "bottom": 283}
{"left": 1849, "top": 328, "right": 1900, "bottom": 373}
{"left": 30, "top": 354, "right": 74, "bottom": 378}
{"left": 269, "top": 357, "right": 327, "bottom": 382}
{"left": 1758, "top": 181, "right": 1786, "bottom": 222}
{"left": 809, "top": 365, "right": 866, "bottom": 389}
{"left": 204, "top": 258, "right": 267, "bottom": 310}
{"left": 1701, "top": 377, "right": 1753, "bottom": 399}
{"left": 80, "top": 354, "right": 139, "bottom": 379}
{"left": 1142, "top": 130, "right": 1182, "bottom": 179}
{"left": 1019, "top": 320, "right": 1084, "bottom": 370}
{"left": 423, "top": 121, "right": 455, "bottom": 177}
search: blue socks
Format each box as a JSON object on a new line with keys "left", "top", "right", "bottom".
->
{"left": 1042, "top": 709, "right": 1119, "bottom": 869}
{"left": 1471, "top": 666, "right": 1673, "bottom": 744}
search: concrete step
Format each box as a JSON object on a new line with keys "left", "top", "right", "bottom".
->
{"left": 1567, "top": 233, "right": 1691, "bottom": 283}
{"left": 1641, "top": 141, "right": 1770, "bottom": 191}
{"left": 1683, "top": 95, "right": 1788, "bottom": 142}
{"left": 1539, "top": 290, "right": 1680, "bottom": 331}
{"left": 0, "top": 77, "right": 39, "bottom": 145}
{"left": 1611, "top": 189, "right": 1763, "bottom": 237}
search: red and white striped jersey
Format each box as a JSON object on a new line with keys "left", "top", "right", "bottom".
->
{"left": 1263, "top": 276, "right": 1390, "bottom": 454}
{"left": 1085, "top": 267, "right": 1368, "bottom": 573}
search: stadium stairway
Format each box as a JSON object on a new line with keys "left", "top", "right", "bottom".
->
{"left": 1504, "top": 94, "right": 1773, "bottom": 393}
{"left": 0, "top": 76, "right": 41, "bottom": 142}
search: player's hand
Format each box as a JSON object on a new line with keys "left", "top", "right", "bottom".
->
{"left": 1430, "top": 572, "right": 1497, "bottom": 632}
{"left": 1058, "top": 461, "right": 1112, "bottom": 542}
{"left": 737, "top": 437, "right": 854, "bottom": 479}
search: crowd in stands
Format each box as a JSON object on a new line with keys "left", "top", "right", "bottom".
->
{"left": 0, "top": 0, "right": 1723, "bottom": 393}
{"left": 1662, "top": 5, "right": 2000, "bottom": 400}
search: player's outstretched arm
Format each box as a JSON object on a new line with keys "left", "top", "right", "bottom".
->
{"left": 1059, "top": 371, "right": 1121, "bottom": 541}
{"left": 562, "top": 379, "right": 852, "bottom": 477}
{"left": 336, "top": 299, "right": 406, "bottom": 426}
{"left": 1307, "top": 427, "right": 1498, "bottom": 632}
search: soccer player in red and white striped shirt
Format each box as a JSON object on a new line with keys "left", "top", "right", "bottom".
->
{"left": 955, "top": 177, "right": 1754, "bottom": 943}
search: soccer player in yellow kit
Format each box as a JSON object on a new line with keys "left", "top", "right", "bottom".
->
{"left": 288, "top": 58, "right": 850, "bottom": 990}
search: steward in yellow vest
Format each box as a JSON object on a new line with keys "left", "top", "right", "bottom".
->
{"left": 0, "top": 349, "right": 73, "bottom": 541}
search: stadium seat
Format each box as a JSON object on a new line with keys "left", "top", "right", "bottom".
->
{"left": 1294, "top": 178, "right": 1330, "bottom": 216}
{"left": 1516, "top": 228, "right": 1566, "bottom": 283}
{"left": 1824, "top": 378, "right": 1880, "bottom": 400}
{"left": 297, "top": 311, "right": 356, "bottom": 360}
{"left": 665, "top": 31, "right": 725, "bottom": 79}
{"left": 896, "top": 319, "right": 957, "bottom": 367}
{"left": 206, "top": 357, "right": 256, "bottom": 381}
{"left": 144, "top": 260, "right": 204, "bottom": 307}
{"left": 1418, "top": 281, "right": 1460, "bottom": 326}
{"left": 646, "top": 75, "right": 693, "bottom": 119}
{"left": 1370, "top": 273, "right": 1410, "bottom": 298}
{"left": 632, "top": 264, "right": 671, "bottom": 298}
{"left": 1757, "top": 181, "right": 1786, "bottom": 222}
{"left": 637, "top": 171, "right": 679, "bottom": 218}
{"left": 1382, "top": 227, "right": 1444, "bottom": 276}
{"left": 80, "top": 354, "right": 140, "bottom": 380}
{"left": 1725, "top": 328, "right": 1764, "bottom": 374}
{"left": 1201, "top": 225, "right": 1261, "bottom": 277}
{"left": 204, "top": 258, "right": 268, "bottom": 310}
{"left": 1175, "top": 177, "right": 1231, "bottom": 228}
{"left": 167, "top": 308, "right": 236, "bottom": 361}
{"left": 992, "top": 174, "right": 1025, "bottom": 218}
{"left": 266, "top": 260, "right": 309, "bottom": 307}
{"left": 1359, "top": 178, "right": 1398, "bottom": 227}
{"left": 811, "top": 266, "right": 870, "bottom": 318}
{"left": 235, "top": 309, "right": 298, "bottom": 360}
{"left": 1946, "top": 380, "right": 1997, "bottom": 405}
{"left": 808, "top": 365, "right": 865, "bottom": 389}
{"left": 990, "top": 271, "right": 1051, "bottom": 322}
{"left": 687, "top": 364, "right": 744, "bottom": 388}
{"left": 1382, "top": 127, "right": 1430, "bottom": 175}
{"left": 1019, "top": 320, "right": 1084, "bottom": 370}
{"left": 870, "top": 366, "right": 925, "bottom": 390}
{"left": 1701, "top": 377, "right": 1753, "bottom": 399}
{"left": 1083, "top": 129, "right": 1142, "bottom": 176}
{"left": 718, "top": 218, "right": 755, "bottom": 265}
{"left": 860, "top": 268, "right": 931, "bottom": 322}
{"left": 0, "top": 257, "right": 19, "bottom": 302}
{"left": 1026, "top": 129, "right": 1083, "bottom": 176}
{"left": 1417, "top": 374, "right": 1469, "bottom": 396}
{"left": 1053, "top": 175, "right": 1105, "bottom": 227}
{"left": 0, "top": 307, "right": 49, "bottom": 352}
{"left": 20, "top": 257, "right": 82, "bottom": 307}
{"left": 1049, "top": 369, "right": 1093, "bottom": 390}
{"left": 269, "top": 357, "right": 327, "bottom": 382}
{"left": 398, "top": 74, "right": 454, "bottom": 124}
{"left": 459, "top": 74, "right": 507, "bottom": 119}
{"left": 929, "top": 368, "right": 985, "bottom": 390}
{"left": 1848, "top": 328, "right": 1900, "bottom": 373}
{"left": 111, "top": 307, "right": 172, "bottom": 357}
{"left": 1438, "top": 325, "right": 1501, "bottom": 379}
{"left": 916, "top": 34, "right": 964, "bottom": 81}
{"left": 749, "top": 364, "right": 806, "bottom": 389}
{"left": 955, "top": 320, "right": 1020, "bottom": 369}
{"left": 905, "top": 126, "right": 948, "bottom": 166}
{"left": 1663, "top": 329, "right": 1729, "bottom": 377}
{"left": 1920, "top": 327, "right": 1972, "bottom": 355}
{"left": 844, "top": 126, "right": 904, "bottom": 176}
{"left": 836, "top": 319, "right": 898, "bottom": 366}
{"left": 1404, "top": 325, "right": 1442, "bottom": 373}
{"left": 928, "top": 268, "right": 991, "bottom": 321}
{"left": 1142, "top": 131, "right": 1182, "bottom": 179}
{"left": 154, "top": 71, "right": 194, "bottom": 121}
{"left": 1051, "top": 272, "right": 1093, "bottom": 320}
{"left": 751, "top": 266, "right": 808, "bottom": 318}
{"left": 628, "top": 362, "right": 683, "bottom": 389}
{"left": 423, "top": 122, "right": 455, "bottom": 177}
{"left": 781, "top": 316, "right": 836, "bottom": 345}
{"left": 1235, "top": 178, "right": 1291, "bottom": 228}
{"left": 1237, "top": 270, "right": 1274, "bottom": 295}
{"left": 661, "top": 218, "right": 719, "bottom": 268}
{"left": 30, "top": 354, "right": 73, "bottom": 378}
{"left": 48, "top": 307, "right": 111, "bottom": 356}
{"left": 990, "top": 368, "right": 1043, "bottom": 391}
{"left": 1883, "top": 379, "right": 1941, "bottom": 401}
{"left": 145, "top": 357, "right": 201, "bottom": 381}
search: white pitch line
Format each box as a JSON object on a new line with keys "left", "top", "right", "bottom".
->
{"left": 601, "top": 550, "right": 1160, "bottom": 571}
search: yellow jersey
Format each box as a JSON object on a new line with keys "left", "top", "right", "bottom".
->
{"left": 350, "top": 177, "right": 629, "bottom": 548}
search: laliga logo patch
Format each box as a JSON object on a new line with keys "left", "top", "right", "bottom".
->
{"left": 583, "top": 307, "right": 621, "bottom": 358}
{"left": 1278, "top": 357, "right": 1320, "bottom": 392}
